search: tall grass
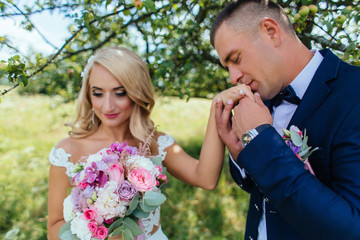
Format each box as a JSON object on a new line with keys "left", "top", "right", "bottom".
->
{"left": 0, "top": 90, "right": 249, "bottom": 240}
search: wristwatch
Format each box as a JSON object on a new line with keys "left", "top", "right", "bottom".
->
{"left": 241, "top": 124, "right": 271, "bottom": 147}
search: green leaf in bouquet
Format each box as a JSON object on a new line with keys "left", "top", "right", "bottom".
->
{"left": 108, "top": 218, "right": 124, "bottom": 234}
{"left": 123, "top": 228, "right": 135, "bottom": 240}
{"left": 290, "top": 129, "right": 303, "bottom": 147}
{"left": 133, "top": 205, "right": 151, "bottom": 218}
{"left": 124, "top": 217, "right": 144, "bottom": 236}
{"left": 58, "top": 221, "right": 78, "bottom": 240}
{"left": 143, "top": 191, "right": 166, "bottom": 206}
{"left": 126, "top": 192, "right": 140, "bottom": 216}
{"left": 151, "top": 156, "right": 163, "bottom": 166}
{"left": 139, "top": 199, "right": 159, "bottom": 212}
{"left": 110, "top": 225, "right": 125, "bottom": 238}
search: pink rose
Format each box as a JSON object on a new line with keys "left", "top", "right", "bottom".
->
{"left": 104, "top": 218, "right": 114, "bottom": 224}
{"left": 78, "top": 182, "right": 89, "bottom": 189}
{"left": 156, "top": 165, "right": 163, "bottom": 173}
{"left": 88, "top": 222, "right": 98, "bottom": 235}
{"left": 83, "top": 208, "right": 97, "bottom": 221}
{"left": 106, "top": 163, "right": 124, "bottom": 184}
{"left": 128, "top": 167, "right": 156, "bottom": 192}
{"left": 96, "top": 225, "right": 109, "bottom": 239}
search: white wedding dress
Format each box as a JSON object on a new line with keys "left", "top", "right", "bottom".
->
{"left": 49, "top": 134, "right": 175, "bottom": 240}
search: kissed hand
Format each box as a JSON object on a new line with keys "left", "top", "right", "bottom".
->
{"left": 215, "top": 91, "right": 272, "bottom": 159}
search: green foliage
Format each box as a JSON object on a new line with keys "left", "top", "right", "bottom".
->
{"left": 1, "top": 0, "right": 359, "bottom": 99}
{"left": 0, "top": 91, "right": 248, "bottom": 239}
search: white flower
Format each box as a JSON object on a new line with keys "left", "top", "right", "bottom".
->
{"left": 81, "top": 56, "right": 95, "bottom": 78}
{"left": 128, "top": 155, "right": 159, "bottom": 176}
{"left": 87, "top": 152, "right": 103, "bottom": 163}
{"left": 70, "top": 214, "right": 92, "bottom": 240}
{"left": 94, "top": 181, "right": 129, "bottom": 219}
{"left": 63, "top": 195, "right": 76, "bottom": 222}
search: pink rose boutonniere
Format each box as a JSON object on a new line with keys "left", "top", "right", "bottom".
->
{"left": 282, "top": 125, "right": 319, "bottom": 176}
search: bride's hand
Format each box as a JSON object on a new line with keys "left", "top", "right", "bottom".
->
{"left": 214, "top": 84, "right": 255, "bottom": 105}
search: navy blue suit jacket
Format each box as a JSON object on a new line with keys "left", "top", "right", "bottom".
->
{"left": 230, "top": 49, "right": 360, "bottom": 240}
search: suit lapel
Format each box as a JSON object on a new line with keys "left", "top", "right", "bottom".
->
{"left": 288, "top": 49, "right": 341, "bottom": 129}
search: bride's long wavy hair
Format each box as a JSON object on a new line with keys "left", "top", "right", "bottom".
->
{"left": 67, "top": 47, "right": 156, "bottom": 149}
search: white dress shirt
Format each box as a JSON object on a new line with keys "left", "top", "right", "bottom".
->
{"left": 230, "top": 50, "right": 324, "bottom": 240}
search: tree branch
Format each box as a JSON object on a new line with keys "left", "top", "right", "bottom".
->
{"left": 9, "top": 2, "right": 58, "bottom": 50}
{"left": 0, "top": 3, "right": 80, "bottom": 18}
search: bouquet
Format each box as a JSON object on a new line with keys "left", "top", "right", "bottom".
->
{"left": 282, "top": 125, "right": 318, "bottom": 176}
{"left": 58, "top": 141, "right": 168, "bottom": 240}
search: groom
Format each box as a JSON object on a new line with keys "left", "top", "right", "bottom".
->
{"left": 211, "top": 0, "right": 360, "bottom": 239}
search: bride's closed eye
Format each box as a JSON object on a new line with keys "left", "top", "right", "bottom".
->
{"left": 115, "top": 88, "right": 127, "bottom": 96}
{"left": 91, "top": 86, "right": 127, "bottom": 97}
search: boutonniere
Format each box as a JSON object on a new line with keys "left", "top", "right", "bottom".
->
{"left": 282, "top": 125, "right": 319, "bottom": 176}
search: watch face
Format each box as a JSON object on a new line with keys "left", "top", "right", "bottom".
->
{"left": 242, "top": 133, "right": 252, "bottom": 147}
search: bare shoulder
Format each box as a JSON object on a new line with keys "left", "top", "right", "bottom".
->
{"left": 54, "top": 137, "right": 88, "bottom": 164}
{"left": 55, "top": 137, "right": 80, "bottom": 153}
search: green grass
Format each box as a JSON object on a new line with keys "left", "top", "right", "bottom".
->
{"left": 0, "top": 90, "right": 249, "bottom": 240}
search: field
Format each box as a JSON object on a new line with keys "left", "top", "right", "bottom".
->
{"left": 0, "top": 89, "right": 249, "bottom": 240}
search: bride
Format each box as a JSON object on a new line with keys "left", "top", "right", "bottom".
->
{"left": 47, "top": 46, "right": 250, "bottom": 239}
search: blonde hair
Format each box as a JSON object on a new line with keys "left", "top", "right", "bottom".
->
{"left": 68, "top": 47, "right": 156, "bottom": 148}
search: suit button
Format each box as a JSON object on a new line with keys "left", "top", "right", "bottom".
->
{"left": 264, "top": 197, "right": 269, "bottom": 202}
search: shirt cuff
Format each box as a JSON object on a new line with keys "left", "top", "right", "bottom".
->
{"left": 229, "top": 154, "right": 247, "bottom": 179}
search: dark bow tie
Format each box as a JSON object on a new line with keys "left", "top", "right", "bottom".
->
{"left": 270, "top": 85, "right": 301, "bottom": 108}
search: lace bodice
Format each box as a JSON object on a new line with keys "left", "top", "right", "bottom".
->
{"left": 48, "top": 134, "right": 174, "bottom": 239}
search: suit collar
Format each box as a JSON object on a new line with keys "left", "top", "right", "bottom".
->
{"left": 288, "top": 49, "right": 341, "bottom": 128}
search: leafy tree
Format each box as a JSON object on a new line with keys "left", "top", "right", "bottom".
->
{"left": 0, "top": 0, "right": 359, "bottom": 101}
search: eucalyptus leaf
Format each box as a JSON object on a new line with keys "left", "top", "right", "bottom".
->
{"left": 151, "top": 156, "right": 163, "bottom": 166}
{"left": 133, "top": 206, "right": 151, "bottom": 218}
{"left": 108, "top": 218, "right": 124, "bottom": 233}
{"left": 290, "top": 129, "right": 303, "bottom": 147}
{"left": 58, "top": 221, "right": 71, "bottom": 239}
{"left": 126, "top": 192, "right": 140, "bottom": 216}
{"left": 110, "top": 225, "right": 125, "bottom": 238}
{"left": 143, "top": 191, "right": 166, "bottom": 206}
{"left": 124, "top": 217, "right": 143, "bottom": 236}
{"left": 123, "top": 228, "right": 134, "bottom": 240}
{"left": 139, "top": 200, "right": 159, "bottom": 212}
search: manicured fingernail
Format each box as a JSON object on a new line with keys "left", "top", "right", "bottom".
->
{"left": 216, "top": 97, "right": 221, "bottom": 103}
{"left": 239, "top": 89, "right": 244, "bottom": 95}
{"left": 227, "top": 99, "right": 233, "bottom": 104}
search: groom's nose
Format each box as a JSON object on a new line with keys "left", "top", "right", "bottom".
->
{"left": 229, "top": 66, "right": 243, "bottom": 85}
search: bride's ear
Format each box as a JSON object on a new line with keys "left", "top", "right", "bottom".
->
{"left": 260, "top": 18, "right": 282, "bottom": 47}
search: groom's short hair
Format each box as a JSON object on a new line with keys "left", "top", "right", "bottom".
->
{"left": 210, "top": 0, "right": 295, "bottom": 46}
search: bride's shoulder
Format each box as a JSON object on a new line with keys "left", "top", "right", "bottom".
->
{"left": 49, "top": 137, "right": 86, "bottom": 166}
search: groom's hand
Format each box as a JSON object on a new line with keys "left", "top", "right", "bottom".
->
{"left": 215, "top": 98, "right": 244, "bottom": 159}
{"left": 232, "top": 93, "right": 273, "bottom": 139}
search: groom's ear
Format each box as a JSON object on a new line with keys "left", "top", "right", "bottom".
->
{"left": 259, "top": 18, "right": 282, "bottom": 48}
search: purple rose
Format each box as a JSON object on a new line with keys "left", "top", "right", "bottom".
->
{"left": 83, "top": 185, "right": 95, "bottom": 199}
{"left": 70, "top": 188, "right": 88, "bottom": 212}
{"left": 118, "top": 180, "right": 137, "bottom": 200}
